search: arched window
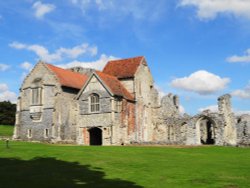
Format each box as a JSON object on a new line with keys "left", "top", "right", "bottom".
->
{"left": 90, "top": 94, "right": 100, "bottom": 112}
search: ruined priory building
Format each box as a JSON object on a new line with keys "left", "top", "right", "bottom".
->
{"left": 13, "top": 56, "right": 250, "bottom": 146}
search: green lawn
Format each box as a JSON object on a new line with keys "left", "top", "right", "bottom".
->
{"left": 0, "top": 125, "right": 14, "bottom": 137}
{"left": 0, "top": 142, "right": 250, "bottom": 188}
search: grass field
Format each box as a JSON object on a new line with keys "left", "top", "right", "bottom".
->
{"left": 0, "top": 141, "right": 250, "bottom": 188}
{"left": 0, "top": 125, "right": 14, "bottom": 137}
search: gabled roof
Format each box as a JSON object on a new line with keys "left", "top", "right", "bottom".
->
{"left": 95, "top": 71, "right": 134, "bottom": 101}
{"left": 103, "top": 56, "right": 145, "bottom": 79}
{"left": 46, "top": 63, "right": 88, "bottom": 90}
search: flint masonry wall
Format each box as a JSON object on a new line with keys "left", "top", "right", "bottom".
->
{"left": 236, "top": 115, "right": 250, "bottom": 146}
{"left": 14, "top": 62, "right": 60, "bottom": 141}
{"left": 77, "top": 75, "right": 113, "bottom": 145}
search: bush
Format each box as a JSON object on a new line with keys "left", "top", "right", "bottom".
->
{"left": 0, "top": 101, "right": 16, "bottom": 125}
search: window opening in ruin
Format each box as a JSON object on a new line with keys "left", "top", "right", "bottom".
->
{"left": 180, "top": 122, "right": 187, "bottom": 140}
{"left": 199, "top": 117, "right": 215, "bottom": 145}
{"left": 27, "top": 129, "right": 32, "bottom": 138}
{"left": 243, "top": 123, "right": 247, "bottom": 137}
{"left": 88, "top": 127, "right": 102, "bottom": 145}
{"left": 237, "top": 118, "right": 242, "bottom": 124}
{"left": 44, "top": 129, "right": 49, "bottom": 138}
{"left": 90, "top": 94, "right": 100, "bottom": 112}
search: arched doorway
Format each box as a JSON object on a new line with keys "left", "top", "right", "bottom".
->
{"left": 88, "top": 127, "right": 102, "bottom": 145}
{"left": 197, "top": 117, "right": 215, "bottom": 145}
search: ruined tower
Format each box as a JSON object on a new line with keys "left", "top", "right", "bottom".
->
{"left": 218, "top": 94, "right": 237, "bottom": 145}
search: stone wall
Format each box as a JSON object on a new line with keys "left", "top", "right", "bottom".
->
{"left": 14, "top": 61, "right": 250, "bottom": 147}
{"left": 77, "top": 74, "right": 115, "bottom": 145}
{"left": 218, "top": 94, "right": 237, "bottom": 145}
{"left": 134, "top": 62, "right": 154, "bottom": 142}
{"left": 236, "top": 115, "right": 250, "bottom": 146}
{"left": 14, "top": 62, "right": 60, "bottom": 142}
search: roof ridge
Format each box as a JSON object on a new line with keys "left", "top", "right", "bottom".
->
{"left": 45, "top": 63, "right": 88, "bottom": 77}
{"left": 95, "top": 70, "right": 119, "bottom": 79}
{"left": 108, "top": 56, "right": 144, "bottom": 63}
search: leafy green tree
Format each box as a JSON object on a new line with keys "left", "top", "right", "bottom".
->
{"left": 0, "top": 101, "right": 16, "bottom": 125}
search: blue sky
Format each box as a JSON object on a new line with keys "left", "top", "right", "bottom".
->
{"left": 1, "top": 0, "right": 250, "bottom": 115}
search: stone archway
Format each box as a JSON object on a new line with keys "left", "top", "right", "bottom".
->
{"left": 88, "top": 127, "right": 102, "bottom": 145}
{"left": 196, "top": 116, "right": 216, "bottom": 145}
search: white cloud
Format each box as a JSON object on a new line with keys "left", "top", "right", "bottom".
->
{"left": 56, "top": 54, "right": 117, "bottom": 70}
{"left": 0, "top": 64, "right": 10, "bottom": 71}
{"left": 226, "top": 49, "right": 250, "bottom": 63}
{"left": 179, "top": 0, "right": 250, "bottom": 20}
{"left": 0, "top": 84, "right": 8, "bottom": 92}
{"left": 0, "top": 83, "right": 17, "bottom": 102}
{"left": 70, "top": 0, "right": 166, "bottom": 21}
{"left": 171, "top": 70, "right": 230, "bottom": 95}
{"left": 20, "top": 61, "right": 33, "bottom": 71}
{"left": 198, "top": 105, "right": 218, "bottom": 113}
{"left": 9, "top": 42, "right": 97, "bottom": 63}
{"left": 32, "top": 1, "right": 55, "bottom": 19}
{"left": 231, "top": 90, "right": 250, "bottom": 99}
{"left": 231, "top": 82, "right": 250, "bottom": 99}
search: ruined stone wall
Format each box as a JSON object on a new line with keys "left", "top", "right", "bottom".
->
{"left": 134, "top": 63, "right": 154, "bottom": 142}
{"left": 149, "top": 91, "right": 182, "bottom": 144}
{"left": 68, "top": 67, "right": 94, "bottom": 76}
{"left": 236, "top": 115, "right": 250, "bottom": 146}
{"left": 160, "top": 94, "right": 180, "bottom": 118}
{"left": 187, "top": 112, "right": 225, "bottom": 145}
{"left": 218, "top": 94, "right": 237, "bottom": 145}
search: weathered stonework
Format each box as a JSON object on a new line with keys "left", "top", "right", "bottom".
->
{"left": 13, "top": 57, "right": 250, "bottom": 146}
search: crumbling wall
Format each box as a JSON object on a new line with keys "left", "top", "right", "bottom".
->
{"left": 218, "top": 94, "right": 237, "bottom": 145}
{"left": 134, "top": 62, "right": 154, "bottom": 142}
{"left": 149, "top": 91, "right": 184, "bottom": 144}
{"left": 160, "top": 93, "right": 180, "bottom": 118}
{"left": 68, "top": 67, "right": 94, "bottom": 76}
{"left": 188, "top": 111, "right": 224, "bottom": 145}
{"left": 236, "top": 115, "right": 250, "bottom": 146}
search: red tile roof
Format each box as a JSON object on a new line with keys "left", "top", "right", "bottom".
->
{"left": 103, "top": 56, "right": 145, "bottom": 79}
{"left": 95, "top": 71, "right": 134, "bottom": 101}
{"left": 46, "top": 64, "right": 88, "bottom": 90}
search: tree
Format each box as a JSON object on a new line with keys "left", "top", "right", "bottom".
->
{"left": 0, "top": 101, "right": 16, "bottom": 125}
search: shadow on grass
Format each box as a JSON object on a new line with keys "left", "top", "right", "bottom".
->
{"left": 0, "top": 157, "right": 143, "bottom": 188}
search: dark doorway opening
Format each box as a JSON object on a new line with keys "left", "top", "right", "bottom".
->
{"left": 199, "top": 117, "right": 215, "bottom": 145}
{"left": 89, "top": 127, "right": 102, "bottom": 146}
